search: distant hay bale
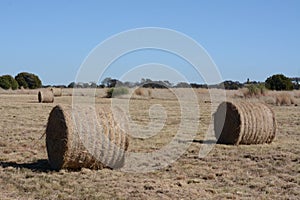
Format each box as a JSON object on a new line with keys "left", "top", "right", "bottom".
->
{"left": 214, "top": 101, "right": 276, "bottom": 145}
{"left": 134, "top": 88, "right": 144, "bottom": 96}
{"left": 134, "top": 88, "right": 152, "bottom": 99}
{"left": 46, "top": 105, "right": 129, "bottom": 170}
{"left": 51, "top": 88, "right": 62, "bottom": 97}
{"left": 38, "top": 90, "right": 54, "bottom": 103}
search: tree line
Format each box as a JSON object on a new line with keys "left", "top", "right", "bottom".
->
{"left": 57, "top": 75, "right": 300, "bottom": 91}
{"left": 0, "top": 72, "right": 299, "bottom": 91}
{"left": 0, "top": 72, "right": 42, "bottom": 90}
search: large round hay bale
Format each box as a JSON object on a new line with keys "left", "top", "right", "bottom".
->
{"left": 214, "top": 101, "right": 276, "bottom": 145}
{"left": 38, "top": 90, "right": 54, "bottom": 103}
{"left": 46, "top": 105, "right": 129, "bottom": 170}
{"left": 51, "top": 88, "right": 62, "bottom": 97}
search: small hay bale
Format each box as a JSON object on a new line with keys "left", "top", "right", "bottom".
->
{"left": 214, "top": 101, "right": 276, "bottom": 145}
{"left": 38, "top": 90, "right": 54, "bottom": 103}
{"left": 46, "top": 105, "right": 129, "bottom": 170}
{"left": 134, "top": 88, "right": 144, "bottom": 96}
{"left": 51, "top": 88, "right": 62, "bottom": 97}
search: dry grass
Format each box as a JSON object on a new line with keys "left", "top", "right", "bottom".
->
{"left": 231, "top": 89, "right": 300, "bottom": 107}
{"left": 275, "top": 93, "right": 295, "bottom": 106}
{"left": 293, "top": 90, "right": 300, "bottom": 98}
{"left": 148, "top": 89, "right": 152, "bottom": 97}
{"left": 0, "top": 89, "right": 299, "bottom": 199}
{"left": 240, "top": 85, "right": 267, "bottom": 98}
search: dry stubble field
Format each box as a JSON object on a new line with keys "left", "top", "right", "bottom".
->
{"left": 0, "top": 88, "right": 299, "bottom": 199}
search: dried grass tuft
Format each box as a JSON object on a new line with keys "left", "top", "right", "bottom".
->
{"left": 46, "top": 105, "right": 129, "bottom": 170}
{"left": 293, "top": 90, "right": 300, "bottom": 98}
{"left": 275, "top": 93, "right": 295, "bottom": 106}
{"left": 214, "top": 101, "right": 277, "bottom": 145}
{"left": 242, "top": 84, "right": 267, "bottom": 98}
{"left": 148, "top": 89, "right": 152, "bottom": 98}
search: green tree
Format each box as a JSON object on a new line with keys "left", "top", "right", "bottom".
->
{"left": 90, "top": 82, "right": 97, "bottom": 88}
{"left": 15, "top": 72, "right": 42, "bottom": 89}
{"left": 68, "top": 82, "right": 76, "bottom": 88}
{"left": 0, "top": 75, "right": 19, "bottom": 90}
{"left": 223, "top": 80, "right": 243, "bottom": 90}
{"left": 0, "top": 76, "right": 11, "bottom": 90}
{"left": 101, "top": 77, "right": 112, "bottom": 87}
{"left": 265, "top": 74, "right": 293, "bottom": 91}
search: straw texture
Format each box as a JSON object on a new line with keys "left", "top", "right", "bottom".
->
{"left": 46, "top": 105, "right": 129, "bottom": 170}
{"left": 38, "top": 90, "right": 54, "bottom": 103}
{"left": 214, "top": 101, "right": 276, "bottom": 145}
{"left": 51, "top": 88, "right": 62, "bottom": 97}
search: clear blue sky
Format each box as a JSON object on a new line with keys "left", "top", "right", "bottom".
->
{"left": 0, "top": 0, "right": 299, "bottom": 85}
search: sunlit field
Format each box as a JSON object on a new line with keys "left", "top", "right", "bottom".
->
{"left": 0, "top": 88, "right": 299, "bottom": 199}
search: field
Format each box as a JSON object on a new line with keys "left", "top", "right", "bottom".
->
{"left": 0, "top": 88, "right": 299, "bottom": 199}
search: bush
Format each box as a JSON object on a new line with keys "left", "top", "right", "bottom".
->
{"left": 243, "top": 84, "right": 267, "bottom": 98}
{"left": 246, "top": 84, "right": 259, "bottom": 97}
{"left": 223, "top": 80, "right": 243, "bottom": 90}
{"left": 0, "top": 75, "right": 19, "bottom": 90}
{"left": 265, "top": 74, "right": 293, "bottom": 91}
{"left": 106, "top": 87, "right": 129, "bottom": 98}
{"left": 258, "top": 84, "right": 268, "bottom": 96}
{"left": 15, "top": 72, "right": 42, "bottom": 89}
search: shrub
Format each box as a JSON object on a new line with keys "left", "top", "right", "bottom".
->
{"left": 15, "top": 72, "right": 42, "bottom": 89}
{"left": 258, "top": 84, "right": 268, "bottom": 96}
{"left": 0, "top": 75, "right": 19, "bottom": 90}
{"left": 243, "top": 84, "right": 267, "bottom": 98}
{"left": 106, "top": 87, "right": 129, "bottom": 98}
{"left": 265, "top": 74, "right": 293, "bottom": 91}
{"left": 148, "top": 89, "right": 152, "bottom": 97}
{"left": 223, "top": 80, "right": 243, "bottom": 90}
{"left": 246, "top": 84, "right": 260, "bottom": 97}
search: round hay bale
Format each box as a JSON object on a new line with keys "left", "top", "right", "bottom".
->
{"left": 38, "top": 90, "right": 54, "bottom": 103}
{"left": 51, "top": 88, "right": 62, "bottom": 97}
{"left": 46, "top": 105, "right": 129, "bottom": 170}
{"left": 214, "top": 101, "right": 276, "bottom": 145}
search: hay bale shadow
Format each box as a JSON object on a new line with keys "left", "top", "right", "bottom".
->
{"left": 0, "top": 159, "right": 52, "bottom": 172}
{"left": 192, "top": 139, "right": 217, "bottom": 144}
{"left": 176, "top": 139, "right": 217, "bottom": 144}
{"left": 27, "top": 100, "right": 39, "bottom": 103}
